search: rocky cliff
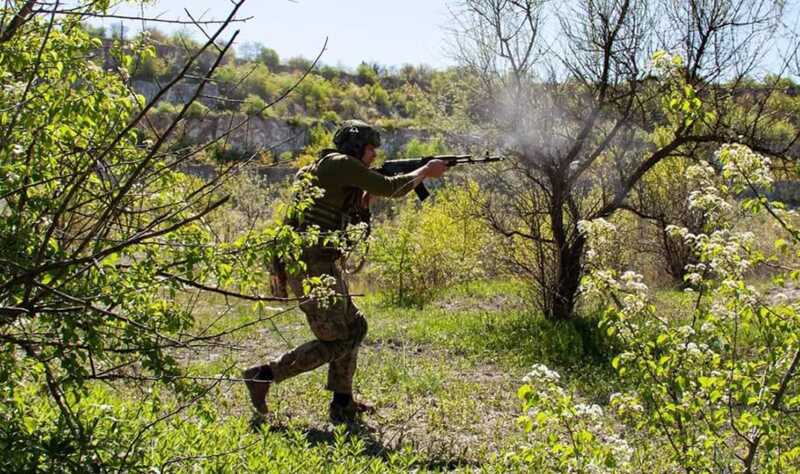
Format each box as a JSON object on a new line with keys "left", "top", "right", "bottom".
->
{"left": 151, "top": 112, "right": 438, "bottom": 158}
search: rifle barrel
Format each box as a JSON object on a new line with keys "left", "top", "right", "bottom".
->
{"left": 385, "top": 154, "right": 504, "bottom": 162}
{"left": 377, "top": 154, "right": 504, "bottom": 174}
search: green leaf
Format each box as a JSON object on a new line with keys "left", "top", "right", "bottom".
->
{"left": 575, "top": 430, "right": 594, "bottom": 444}
{"left": 698, "top": 376, "right": 715, "bottom": 389}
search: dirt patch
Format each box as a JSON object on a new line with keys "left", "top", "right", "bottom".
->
{"left": 175, "top": 304, "right": 528, "bottom": 468}
{"left": 434, "top": 294, "right": 524, "bottom": 313}
{"left": 256, "top": 342, "right": 526, "bottom": 468}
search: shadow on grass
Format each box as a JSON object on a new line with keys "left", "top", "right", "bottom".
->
{"left": 443, "top": 308, "right": 623, "bottom": 398}
{"left": 257, "top": 419, "right": 480, "bottom": 471}
{"left": 453, "top": 309, "right": 616, "bottom": 363}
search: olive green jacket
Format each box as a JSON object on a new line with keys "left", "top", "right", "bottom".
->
{"left": 297, "top": 151, "right": 417, "bottom": 231}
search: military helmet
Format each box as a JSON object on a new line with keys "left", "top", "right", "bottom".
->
{"left": 333, "top": 119, "right": 381, "bottom": 157}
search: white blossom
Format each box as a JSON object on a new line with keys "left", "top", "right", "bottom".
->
{"left": 306, "top": 274, "right": 339, "bottom": 309}
{"left": 685, "top": 272, "right": 703, "bottom": 286}
{"left": 621, "top": 270, "right": 648, "bottom": 293}
{"left": 718, "top": 144, "right": 773, "bottom": 189}
{"left": 685, "top": 342, "right": 701, "bottom": 356}
{"left": 523, "top": 363, "right": 561, "bottom": 383}
{"left": 609, "top": 392, "right": 644, "bottom": 414}
{"left": 574, "top": 403, "right": 603, "bottom": 419}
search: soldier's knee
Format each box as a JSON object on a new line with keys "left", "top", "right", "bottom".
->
{"left": 355, "top": 314, "right": 367, "bottom": 341}
{"left": 348, "top": 313, "right": 367, "bottom": 348}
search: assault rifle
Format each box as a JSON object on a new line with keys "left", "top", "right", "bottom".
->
{"left": 376, "top": 153, "right": 504, "bottom": 201}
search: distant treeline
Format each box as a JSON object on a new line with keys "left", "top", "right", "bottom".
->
{"left": 84, "top": 24, "right": 476, "bottom": 133}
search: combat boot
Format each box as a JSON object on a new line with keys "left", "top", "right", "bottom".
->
{"left": 242, "top": 365, "right": 271, "bottom": 415}
{"left": 329, "top": 398, "right": 375, "bottom": 424}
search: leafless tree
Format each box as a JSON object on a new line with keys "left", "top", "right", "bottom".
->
{"left": 450, "top": 0, "right": 798, "bottom": 320}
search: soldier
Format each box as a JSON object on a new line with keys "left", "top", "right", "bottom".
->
{"left": 243, "top": 120, "right": 447, "bottom": 423}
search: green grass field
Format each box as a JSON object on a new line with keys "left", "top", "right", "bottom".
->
{"left": 13, "top": 275, "right": 797, "bottom": 472}
{"left": 84, "top": 279, "right": 638, "bottom": 472}
{"left": 4, "top": 279, "right": 632, "bottom": 472}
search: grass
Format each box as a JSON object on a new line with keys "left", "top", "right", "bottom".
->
{"left": 153, "top": 279, "right": 635, "bottom": 471}
{"left": 361, "top": 280, "right": 622, "bottom": 400}
{"left": 12, "top": 279, "right": 701, "bottom": 472}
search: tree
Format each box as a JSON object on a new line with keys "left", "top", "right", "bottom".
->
{"left": 0, "top": 1, "right": 322, "bottom": 470}
{"left": 452, "top": 0, "right": 798, "bottom": 320}
{"left": 257, "top": 45, "right": 281, "bottom": 71}
{"left": 626, "top": 157, "right": 705, "bottom": 284}
{"left": 287, "top": 55, "right": 313, "bottom": 71}
{"left": 356, "top": 61, "right": 379, "bottom": 85}
{"left": 573, "top": 145, "right": 800, "bottom": 472}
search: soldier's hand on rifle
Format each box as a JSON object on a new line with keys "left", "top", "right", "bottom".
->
{"left": 408, "top": 159, "right": 449, "bottom": 191}
{"left": 422, "top": 159, "right": 447, "bottom": 178}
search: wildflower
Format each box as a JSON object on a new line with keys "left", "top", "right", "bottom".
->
{"left": 0, "top": 198, "right": 9, "bottom": 217}
{"left": 523, "top": 363, "right": 561, "bottom": 383}
{"left": 574, "top": 403, "right": 603, "bottom": 419}
{"left": 621, "top": 271, "right": 648, "bottom": 293}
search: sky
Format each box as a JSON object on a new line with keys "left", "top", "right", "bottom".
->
{"left": 90, "top": 0, "right": 458, "bottom": 70}
{"left": 85, "top": 0, "right": 800, "bottom": 76}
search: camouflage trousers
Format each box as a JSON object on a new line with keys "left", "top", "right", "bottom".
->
{"left": 268, "top": 248, "right": 367, "bottom": 394}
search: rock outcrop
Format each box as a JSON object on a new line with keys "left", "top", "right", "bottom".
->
{"left": 152, "top": 113, "right": 438, "bottom": 158}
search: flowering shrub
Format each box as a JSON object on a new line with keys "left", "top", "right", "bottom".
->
{"left": 516, "top": 364, "right": 633, "bottom": 472}
{"left": 517, "top": 144, "right": 800, "bottom": 472}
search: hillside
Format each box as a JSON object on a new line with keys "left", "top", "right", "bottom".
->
{"left": 87, "top": 31, "right": 479, "bottom": 167}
